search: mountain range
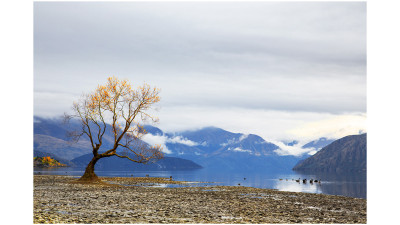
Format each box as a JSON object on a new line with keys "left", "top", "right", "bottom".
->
{"left": 143, "top": 126, "right": 303, "bottom": 171}
{"left": 34, "top": 116, "right": 340, "bottom": 172}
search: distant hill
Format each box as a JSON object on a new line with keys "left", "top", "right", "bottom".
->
{"left": 34, "top": 116, "right": 118, "bottom": 160}
{"left": 34, "top": 117, "right": 93, "bottom": 159}
{"left": 293, "top": 133, "right": 366, "bottom": 172}
{"left": 34, "top": 150, "right": 74, "bottom": 166}
{"left": 34, "top": 117, "right": 346, "bottom": 172}
{"left": 302, "top": 137, "right": 335, "bottom": 150}
{"left": 71, "top": 154, "right": 202, "bottom": 171}
{"left": 34, "top": 155, "right": 67, "bottom": 168}
{"left": 145, "top": 126, "right": 307, "bottom": 171}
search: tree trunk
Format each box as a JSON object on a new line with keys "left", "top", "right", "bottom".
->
{"left": 78, "top": 156, "right": 100, "bottom": 182}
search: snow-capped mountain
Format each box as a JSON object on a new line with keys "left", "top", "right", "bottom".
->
{"left": 33, "top": 116, "right": 336, "bottom": 172}
{"left": 143, "top": 126, "right": 309, "bottom": 171}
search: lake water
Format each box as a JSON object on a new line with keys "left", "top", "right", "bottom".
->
{"left": 34, "top": 168, "right": 366, "bottom": 199}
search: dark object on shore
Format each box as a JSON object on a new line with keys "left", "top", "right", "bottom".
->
{"left": 310, "top": 179, "right": 314, "bottom": 184}
{"left": 295, "top": 178, "right": 300, "bottom": 183}
{"left": 302, "top": 179, "right": 307, "bottom": 184}
{"left": 170, "top": 176, "right": 173, "bottom": 181}
{"left": 238, "top": 183, "right": 241, "bottom": 186}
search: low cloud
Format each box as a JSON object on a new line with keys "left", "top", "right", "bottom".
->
{"left": 220, "top": 138, "right": 237, "bottom": 147}
{"left": 141, "top": 133, "right": 172, "bottom": 154}
{"left": 142, "top": 133, "right": 202, "bottom": 154}
{"left": 157, "top": 106, "right": 366, "bottom": 143}
{"left": 166, "top": 136, "right": 199, "bottom": 146}
{"left": 220, "top": 134, "right": 256, "bottom": 147}
{"left": 271, "top": 140, "right": 316, "bottom": 157}
{"left": 228, "top": 147, "right": 252, "bottom": 153}
{"left": 308, "top": 150, "right": 318, "bottom": 156}
{"left": 220, "top": 134, "right": 249, "bottom": 147}
{"left": 239, "top": 134, "right": 249, "bottom": 142}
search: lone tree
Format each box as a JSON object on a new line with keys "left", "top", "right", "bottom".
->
{"left": 64, "top": 76, "right": 163, "bottom": 182}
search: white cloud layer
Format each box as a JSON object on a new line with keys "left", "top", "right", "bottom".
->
{"left": 154, "top": 106, "right": 366, "bottom": 143}
{"left": 228, "top": 147, "right": 252, "bottom": 153}
{"left": 141, "top": 133, "right": 172, "bottom": 154}
{"left": 272, "top": 141, "right": 317, "bottom": 157}
{"left": 220, "top": 134, "right": 249, "bottom": 147}
{"left": 141, "top": 133, "right": 202, "bottom": 154}
{"left": 34, "top": 2, "right": 366, "bottom": 144}
{"left": 166, "top": 136, "right": 199, "bottom": 147}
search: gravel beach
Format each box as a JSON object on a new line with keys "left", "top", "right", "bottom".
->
{"left": 33, "top": 175, "right": 366, "bottom": 223}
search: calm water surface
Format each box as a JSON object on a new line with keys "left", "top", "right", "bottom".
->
{"left": 34, "top": 168, "right": 366, "bottom": 199}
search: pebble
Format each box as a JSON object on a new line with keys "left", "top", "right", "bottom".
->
{"left": 34, "top": 175, "right": 366, "bottom": 224}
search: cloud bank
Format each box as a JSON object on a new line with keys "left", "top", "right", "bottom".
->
{"left": 34, "top": 2, "right": 366, "bottom": 143}
{"left": 272, "top": 141, "right": 317, "bottom": 157}
{"left": 141, "top": 133, "right": 202, "bottom": 154}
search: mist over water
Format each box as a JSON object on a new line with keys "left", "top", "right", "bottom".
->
{"left": 34, "top": 168, "right": 366, "bottom": 199}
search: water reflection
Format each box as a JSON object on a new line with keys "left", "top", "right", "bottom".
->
{"left": 274, "top": 180, "right": 324, "bottom": 194}
{"left": 292, "top": 171, "right": 366, "bottom": 199}
{"left": 34, "top": 168, "right": 366, "bottom": 199}
{"left": 294, "top": 170, "right": 366, "bottom": 183}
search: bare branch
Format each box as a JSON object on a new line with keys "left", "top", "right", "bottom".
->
{"left": 63, "top": 76, "right": 163, "bottom": 181}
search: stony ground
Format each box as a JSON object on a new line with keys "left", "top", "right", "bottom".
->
{"left": 33, "top": 175, "right": 366, "bottom": 224}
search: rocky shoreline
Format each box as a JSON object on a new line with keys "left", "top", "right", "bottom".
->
{"left": 34, "top": 175, "right": 366, "bottom": 224}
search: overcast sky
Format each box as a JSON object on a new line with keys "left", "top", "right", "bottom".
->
{"left": 34, "top": 1, "right": 366, "bottom": 146}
